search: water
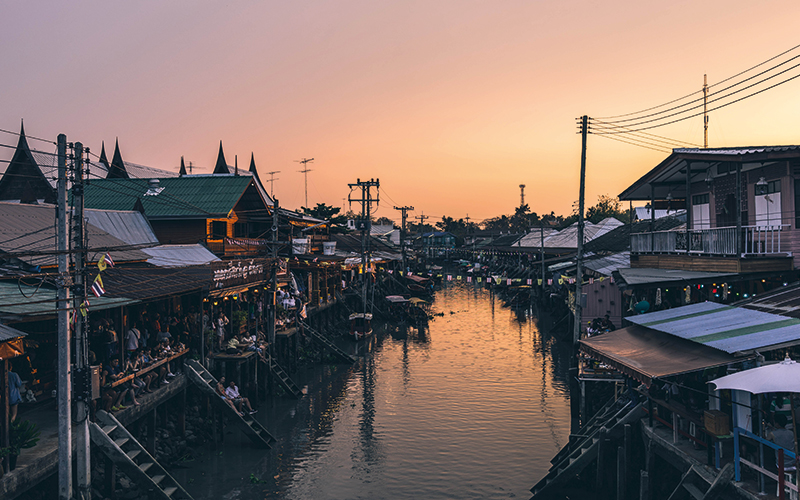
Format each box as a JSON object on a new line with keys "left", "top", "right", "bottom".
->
{"left": 174, "top": 283, "right": 573, "bottom": 499}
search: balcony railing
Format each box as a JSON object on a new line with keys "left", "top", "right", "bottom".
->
{"left": 631, "top": 225, "right": 789, "bottom": 257}
{"left": 206, "top": 237, "right": 269, "bottom": 256}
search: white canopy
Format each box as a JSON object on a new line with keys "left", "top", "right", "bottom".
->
{"left": 709, "top": 358, "right": 800, "bottom": 394}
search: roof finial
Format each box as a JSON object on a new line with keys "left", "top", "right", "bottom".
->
{"left": 179, "top": 156, "right": 187, "bottom": 176}
{"left": 107, "top": 138, "right": 130, "bottom": 179}
{"left": 213, "top": 141, "right": 229, "bottom": 174}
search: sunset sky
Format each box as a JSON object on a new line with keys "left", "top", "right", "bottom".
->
{"left": 3, "top": 1, "right": 800, "bottom": 224}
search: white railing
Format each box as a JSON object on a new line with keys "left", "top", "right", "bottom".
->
{"left": 630, "top": 225, "right": 788, "bottom": 256}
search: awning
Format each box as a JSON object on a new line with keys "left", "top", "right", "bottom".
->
{"left": 579, "top": 324, "right": 740, "bottom": 387}
{"left": 614, "top": 267, "right": 737, "bottom": 288}
{"left": 209, "top": 283, "right": 265, "bottom": 298}
{"left": 0, "top": 281, "right": 139, "bottom": 320}
{"left": 625, "top": 301, "right": 800, "bottom": 354}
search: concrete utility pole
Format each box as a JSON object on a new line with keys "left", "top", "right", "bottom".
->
{"left": 415, "top": 212, "right": 430, "bottom": 259}
{"left": 72, "top": 143, "right": 92, "bottom": 500}
{"left": 574, "top": 116, "right": 588, "bottom": 346}
{"left": 268, "top": 199, "right": 280, "bottom": 346}
{"left": 394, "top": 205, "right": 413, "bottom": 272}
{"left": 348, "top": 178, "right": 380, "bottom": 314}
{"left": 703, "top": 74, "right": 709, "bottom": 148}
{"left": 56, "top": 134, "right": 72, "bottom": 500}
{"left": 266, "top": 171, "right": 281, "bottom": 198}
{"left": 295, "top": 158, "right": 314, "bottom": 208}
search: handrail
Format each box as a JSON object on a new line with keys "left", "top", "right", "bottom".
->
{"left": 631, "top": 224, "right": 790, "bottom": 256}
{"left": 734, "top": 426, "right": 798, "bottom": 498}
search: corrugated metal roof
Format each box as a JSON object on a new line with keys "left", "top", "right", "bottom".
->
{"left": 615, "top": 267, "right": 736, "bottom": 287}
{"left": 584, "top": 252, "right": 630, "bottom": 277}
{"left": 82, "top": 175, "right": 256, "bottom": 217}
{"left": 740, "top": 284, "right": 800, "bottom": 319}
{"left": 626, "top": 301, "right": 800, "bottom": 354}
{"left": 673, "top": 146, "right": 800, "bottom": 156}
{"left": 84, "top": 209, "right": 158, "bottom": 245}
{"left": 0, "top": 281, "right": 138, "bottom": 319}
{"left": 541, "top": 218, "right": 623, "bottom": 250}
{"left": 143, "top": 244, "right": 220, "bottom": 267}
{"left": 514, "top": 228, "right": 559, "bottom": 247}
{"left": 0, "top": 202, "right": 150, "bottom": 267}
{"left": 0, "top": 323, "right": 27, "bottom": 342}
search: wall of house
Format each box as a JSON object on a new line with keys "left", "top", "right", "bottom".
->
{"left": 582, "top": 279, "right": 622, "bottom": 330}
{"left": 151, "top": 219, "right": 206, "bottom": 244}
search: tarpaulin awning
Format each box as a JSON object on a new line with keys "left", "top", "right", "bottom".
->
{"left": 625, "top": 301, "right": 800, "bottom": 354}
{"left": 579, "top": 324, "right": 740, "bottom": 387}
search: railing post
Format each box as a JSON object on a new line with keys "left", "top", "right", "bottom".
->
{"left": 779, "top": 448, "right": 786, "bottom": 500}
{"left": 734, "top": 427, "right": 741, "bottom": 481}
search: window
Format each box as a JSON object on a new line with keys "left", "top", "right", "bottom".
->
{"left": 233, "top": 222, "right": 247, "bottom": 238}
{"left": 755, "top": 179, "right": 781, "bottom": 227}
{"left": 717, "top": 163, "right": 729, "bottom": 175}
{"left": 692, "top": 193, "right": 710, "bottom": 229}
{"left": 211, "top": 221, "right": 227, "bottom": 239}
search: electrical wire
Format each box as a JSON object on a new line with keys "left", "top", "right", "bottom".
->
{"left": 594, "top": 42, "right": 800, "bottom": 120}
{"left": 0, "top": 127, "right": 56, "bottom": 145}
{"left": 592, "top": 133, "right": 673, "bottom": 153}
{"left": 592, "top": 60, "right": 800, "bottom": 133}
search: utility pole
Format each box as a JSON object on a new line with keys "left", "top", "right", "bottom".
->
{"left": 56, "top": 134, "right": 72, "bottom": 500}
{"left": 394, "top": 205, "right": 414, "bottom": 272}
{"left": 348, "top": 178, "right": 380, "bottom": 314}
{"left": 72, "top": 143, "right": 91, "bottom": 500}
{"left": 573, "top": 116, "right": 588, "bottom": 346}
{"left": 540, "top": 223, "right": 545, "bottom": 294}
{"left": 266, "top": 171, "right": 281, "bottom": 198}
{"left": 415, "top": 212, "right": 430, "bottom": 260}
{"left": 295, "top": 158, "right": 314, "bottom": 208}
{"left": 703, "top": 74, "right": 709, "bottom": 148}
{"left": 268, "top": 199, "right": 280, "bottom": 346}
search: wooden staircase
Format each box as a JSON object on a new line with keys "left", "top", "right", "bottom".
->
{"left": 666, "top": 464, "right": 734, "bottom": 500}
{"left": 299, "top": 322, "right": 356, "bottom": 363}
{"left": 184, "top": 359, "right": 276, "bottom": 448}
{"left": 530, "top": 400, "right": 643, "bottom": 499}
{"left": 266, "top": 354, "right": 305, "bottom": 398}
{"left": 89, "top": 410, "right": 194, "bottom": 500}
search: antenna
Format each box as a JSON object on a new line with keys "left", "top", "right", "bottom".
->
{"left": 295, "top": 157, "right": 315, "bottom": 207}
{"left": 519, "top": 184, "right": 526, "bottom": 207}
{"left": 703, "top": 74, "right": 709, "bottom": 148}
{"left": 266, "top": 170, "right": 281, "bottom": 198}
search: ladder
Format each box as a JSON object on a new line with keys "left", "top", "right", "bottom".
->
{"left": 298, "top": 321, "right": 356, "bottom": 364}
{"left": 90, "top": 410, "right": 194, "bottom": 500}
{"left": 530, "top": 402, "right": 643, "bottom": 499}
{"left": 266, "top": 354, "right": 304, "bottom": 398}
{"left": 184, "top": 359, "right": 276, "bottom": 448}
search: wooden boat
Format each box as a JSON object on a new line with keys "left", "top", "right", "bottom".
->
{"left": 349, "top": 312, "right": 373, "bottom": 340}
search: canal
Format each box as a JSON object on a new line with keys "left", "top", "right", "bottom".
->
{"left": 174, "top": 282, "right": 573, "bottom": 499}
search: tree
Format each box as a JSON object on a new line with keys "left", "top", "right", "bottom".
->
{"left": 585, "top": 195, "right": 630, "bottom": 224}
{"left": 374, "top": 216, "right": 396, "bottom": 227}
{"left": 301, "top": 203, "right": 348, "bottom": 232}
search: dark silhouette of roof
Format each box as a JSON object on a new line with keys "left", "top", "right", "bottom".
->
{"left": 98, "top": 141, "right": 109, "bottom": 168}
{"left": 179, "top": 156, "right": 187, "bottom": 176}
{"left": 107, "top": 139, "right": 130, "bottom": 179}
{"left": 249, "top": 152, "right": 260, "bottom": 183}
{"left": 0, "top": 121, "right": 56, "bottom": 204}
{"left": 213, "top": 141, "right": 229, "bottom": 174}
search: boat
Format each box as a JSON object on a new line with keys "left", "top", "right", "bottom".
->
{"left": 349, "top": 312, "right": 373, "bottom": 340}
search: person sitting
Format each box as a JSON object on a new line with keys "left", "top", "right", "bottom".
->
{"left": 226, "top": 335, "right": 243, "bottom": 355}
{"left": 225, "top": 381, "right": 256, "bottom": 414}
{"left": 600, "top": 314, "right": 616, "bottom": 331}
{"left": 215, "top": 376, "right": 243, "bottom": 415}
{"left": 124, "top": 354, "right": 146, "bottom": 400}
{"left": 769, "top": 414, "right": 796, "bottom": 471}
{"left": 102, "top": 358, "right": 133, "bottom": 411}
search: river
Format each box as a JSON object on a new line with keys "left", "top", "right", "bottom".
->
{"left": 174, "top": 281, "right": 573, "bottom": 499}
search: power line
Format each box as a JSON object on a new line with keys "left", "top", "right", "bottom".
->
{"left": 594, "top": 42, "right": 800, "bottom": 120}
{"left": 592, "top": 132, "right": 673, "bottom": 154}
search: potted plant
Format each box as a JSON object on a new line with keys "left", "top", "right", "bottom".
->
{"left": 8, "top": 419, "right": 41, "bottom": 470}
{"left": 232, "top": 310, "right": 248, "bottom": 335}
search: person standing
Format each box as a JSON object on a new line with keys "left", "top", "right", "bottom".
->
{"left": 125, "top": 322, "right": 141, "bottom": 359}
{"left": 216, "top": 312, "right": 229, "bottom": 351}
{"left": 8, "top": 367, "right": 22, "bottom": 421}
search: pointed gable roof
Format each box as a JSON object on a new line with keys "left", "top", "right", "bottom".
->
{"left": 106, "top": 139, "right": 130, "bottom": 179}
{"left": 213, "top": 141, "right": 230, "bottom": 174}
{"left": 248, "top": 152, "right": 261, "bottom": 183}
{"left": 179, "top": 156, "right": 187, "bottom": 176}
{"left": 0, "top": 122, "right": 56, "bottom": 204}
{"left": 98, "top": 141, "right": 109, "bottom": 168}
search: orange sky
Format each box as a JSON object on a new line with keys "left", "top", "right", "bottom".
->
{"left": 3, "top": 1, "right": 800, "bottom": 224}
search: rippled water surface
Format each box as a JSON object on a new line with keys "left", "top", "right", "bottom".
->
{"left": 175, "top": 283, "right": 572, "bottom": 499}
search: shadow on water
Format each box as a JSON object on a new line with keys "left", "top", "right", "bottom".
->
{"left": 175, "top": 282, "right": 571, "bottom": 500}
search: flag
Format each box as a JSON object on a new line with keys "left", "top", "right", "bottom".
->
{"left": 547, "top": 279, "right": 553, "bottom": 285}
{"left": 507, "top": 279, "right": 512, "bottom": 285}
{"left": 456, "top": 275, "right": 462, "bottom": 280}
{"left": 477, "top": 277, "right": 482, "bottom": 283}
{"left": 300, "top": 304, "right": 307, "bottom": 319}
{"left": 313, "top": 257, "right": 318, "bottom": 263}
{"left": 91, "top": 274, "right": 105, "bottom": 297}
{"left": 527, "top": 279, "right": 532, "bottom": 285}
{"left": 97, "top": 257, "right": 107, "bottom": 272}
{"left": 80, "top": 300, "right": 89, "bottom": 317}
{"left": 104, "top": 253, "right": 115, "bottom": 268}
{"left": 589, "top": 277, "right": 594, "bottom": 284}
{"left": 610, "top": 277, "right": 615, "bottom": 284}
{"left": 537, "top": 279, "right": 543, "bottom": 286}
{"left": 467, "top": 276, "right": 472, "bottom": 283}
{"left": 447, "top": 275, "right": 452, "bottom": 281}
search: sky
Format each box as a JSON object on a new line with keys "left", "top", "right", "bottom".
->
{"left": 3, "top": 1, "right": 800, "bottom": 224}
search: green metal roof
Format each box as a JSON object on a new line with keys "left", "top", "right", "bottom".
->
{"left": 0, "top": 281, "right": 138, "bottom": 321}
{"left": 80, "top": 175, "right": 256, "bottom": 218}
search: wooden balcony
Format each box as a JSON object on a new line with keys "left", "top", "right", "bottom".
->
{"left": 630, "top": 225, "right": 794, "bottom": 273}
{"left": 206, "top": 237, "right": 269, "bottom": 257}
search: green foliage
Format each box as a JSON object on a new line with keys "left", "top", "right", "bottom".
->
{"left": 586, "top": 195, "right": 630, "bottom": 224}
{"left": 301, "top": 203, "right": 348, "bottom": 232}
{"left": 9, "top": 419, "right": 40, "bottom": 455}
{"left": 231, "top": 310, "right": 248, "bottom": 331}
{"left": 250, "top": 473, "right": 267, "bottom": 484}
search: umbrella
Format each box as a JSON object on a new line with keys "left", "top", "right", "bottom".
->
{"left": 710, "top": 357, "right": 800, "bottom": 394}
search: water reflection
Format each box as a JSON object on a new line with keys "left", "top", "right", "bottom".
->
{"left": 176, "top": 282, "right": 571, "bottom": 500}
